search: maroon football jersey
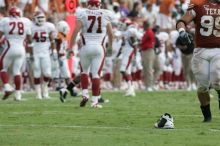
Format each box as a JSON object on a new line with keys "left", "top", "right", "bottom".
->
{"left": 189, "top": 0, "right": 220, "bottom": 48}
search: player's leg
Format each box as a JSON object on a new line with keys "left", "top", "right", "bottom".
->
{"left": 0, "top": 51, "right": 14, "bottom": 99}
{"left": 12, "top": 54, "right": 25, "bottom": 101}
{"left": 90, "top": 46, "right": 105, "bottom": 108}
{"left": 120, "top": 49, "right": 135, "bottom": 96}
{"left": 209, "top": 53, "right": 220, "bottom": 111}
{"left": 41, "top": 56, "right": 52, "bottom": 99}
{"left": 78, "top": 47, "right": 91, "bottom": 106}
{"left": 33, "top": 56, "right": 42, "bottom": 99}
{"left": 191, "top": 49, "right": 211, "bottom": 122}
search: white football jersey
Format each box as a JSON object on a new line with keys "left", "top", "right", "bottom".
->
{"left": 156, "top": 32, "right": 169, "bottom": 53}
{"left": 31, "top": 22, "right": 56, "bottom": 56}
{"left": 76, "top": 8, "right": 113, "bottom": 45}
{"left": 123, "top": 26, "right": 143, "bottom": 46}
{"left": 0, "top": 17, "right": 31, "bottom": 47}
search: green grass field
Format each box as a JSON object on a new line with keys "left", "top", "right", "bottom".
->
{"left": 0, "top": 90, "right": 220, "bottom": 146}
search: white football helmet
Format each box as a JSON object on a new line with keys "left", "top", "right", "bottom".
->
{"left": 34, "top": 11, "right": 46, "bottom": 26}
{"left": 154, "top": 113, "right": 174, "bottom": 129}
{"left": 57, "top": 21, "right": 70, "bottom": 35}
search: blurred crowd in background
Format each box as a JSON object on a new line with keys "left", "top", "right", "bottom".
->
{"left": 0, "top": 0, "right": 197, "bottom": 94}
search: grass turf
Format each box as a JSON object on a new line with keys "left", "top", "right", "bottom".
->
{"left": 0, "top": 90, "right": 220, "bottom": 146}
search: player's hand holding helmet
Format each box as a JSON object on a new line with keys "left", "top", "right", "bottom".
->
{"left": 178, "top": 30, "right": 192, "bottom": 46}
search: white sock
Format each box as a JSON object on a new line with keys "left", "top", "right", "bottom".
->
{"left": 82, "top": 89, "right": 89, "bottom": 98}
{"left": 35, "top": 84, "right": 42, "bottom": 98}
{"left": 42, "top": 82, "right": 49, "bottom": 98}
{"left": 92, "top": 96, "right": 100, "bottom": 104}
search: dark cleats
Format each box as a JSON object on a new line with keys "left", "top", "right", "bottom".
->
{"left": 2, "top": 91, "right": 14, "bottom": 100}
{"left": 59, "top": 89, "right": 68, "bottom": 103}
{"left": 80, "top": 96, "right": 88, "bottom": 107}
{"left": 203, "top": 117, "right": 212, "bottom": 123}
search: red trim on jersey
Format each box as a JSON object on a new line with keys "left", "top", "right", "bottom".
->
{"left": 101, "top": 36, "right": 106, "bottom": 46}
{"left": 81, "top": 34, "right": 86, "bottom": 45}
{"left": 125, "top": 50, "right": 135, "bottom": 70}
{"left": 0, "top": 40, "right": 10, "bottom": 70}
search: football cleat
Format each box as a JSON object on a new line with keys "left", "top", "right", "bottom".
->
{"left": 91, "top": 103, "right": 103, "bottom": 108}
{"left": 98, "top": 97, "right": 109, "bottom": 103}
{"left": 124, "top": 86, "right": 136, "bottom": 97}
{"left": 154, "top": 113, "right": 174, "bottom": 129}
{"left": 14, "top": 91, "right": 22, "bottom": 101}
{"left": 2, "top": 84, "right": 14, "bottom": 100}
{"left": 2, "top": 91, "right": 14, "bottom": 100}
{"left": 80, "top": 96, "right": 89, "bottom": 107}
{"left": 59, "top": 88, "right": 68, "bottom": 103}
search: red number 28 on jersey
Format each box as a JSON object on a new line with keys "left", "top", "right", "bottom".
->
{"left": 9, "top": 22, "right": 24, "bottom": 35}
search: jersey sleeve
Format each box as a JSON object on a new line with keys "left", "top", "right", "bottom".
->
{"left": 0, "top": 19, "right": 4, "bottom": 32}
{"left": 0, "top": 18, "right": 7, "bottom": 33}
{"left": 76, "top": 9, "right": 85, "bottom": 22}
{"left": 104, "top": 10, "right": 114, "bottom": 23}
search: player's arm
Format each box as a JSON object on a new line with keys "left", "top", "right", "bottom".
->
{"left": 176, "top": 10, "right": 194, "bottom": 31}
{"left": 0, "top": 31, "right": 4, "bottom": 46}
{"left": 106, "top": 22, "right": 113, "bottom": 56}
{"left": 69, "top": 20, "right": 82, "bottom": 50}
{"left": 26, "top": 34, "right": 34, "bottom": 61}
{"left": 49, "top": 32, "right": 56, "bottom": 51}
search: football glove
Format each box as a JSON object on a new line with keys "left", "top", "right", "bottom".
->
{"left": 178, "top": 30, "right": 192, "bottom": 46}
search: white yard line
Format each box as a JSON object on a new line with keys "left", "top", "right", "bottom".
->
{"left": 0, "top": 124, "right": 219, "bottom": 132}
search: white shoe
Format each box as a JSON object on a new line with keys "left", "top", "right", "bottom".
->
{"left": 146, "top": 87, "right": 153, "bottom": 92}
{"left": 125, "top": 87, "right": 136, "bottom": 97}
{"left": 191, "top": 83, "right": 197, "bottom": 90}
{"left": 42, "top": 82, "right": 50, "bottom": 99}
{"left": 35, "top": 84, "right": 42, "bottom": 99}
{"left": 36, "top": 95, "right": 43, "bottom": 100}
{"left": 186, "top": 85, "right": 192, "bottom": 91}
{"left": 14, "top": 91, "right": 22, "bottom": 101}
{"left": 91, "top": 103, "right": 103, "bottom": 108}
{"left": 154, "top": 113, "right": 174, "bottom": 129}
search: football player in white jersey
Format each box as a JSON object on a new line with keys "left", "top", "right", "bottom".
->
{"left": 56, "top": 20, "right": 71, "bottom": 87}
{"left": 119, "top": 20, "right": 143, "bottom": 96}
{"left": 31, "top": 11, "right": 56, "bottom": 99}
{"left": 66, "top": 0, "right": 113, "bottom": 108}
{"left": 0, "top": 7, "right": 32, "bottom": 100}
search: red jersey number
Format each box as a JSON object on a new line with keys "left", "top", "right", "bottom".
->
{"left": 9, "top": 22, "right": 24, "bottom": 35}
{"left": 33, "top": 32, "right": 47, "bottom": 42}
{"left": 87, "top": 16, "right": 102, "bottom": 33}
{"left": 200, "top": 15, "right": 220, "bottom": 37}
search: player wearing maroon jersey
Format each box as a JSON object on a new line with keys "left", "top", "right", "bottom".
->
{"left": 177, "top": 0, "right": 220, "bottom": 122}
